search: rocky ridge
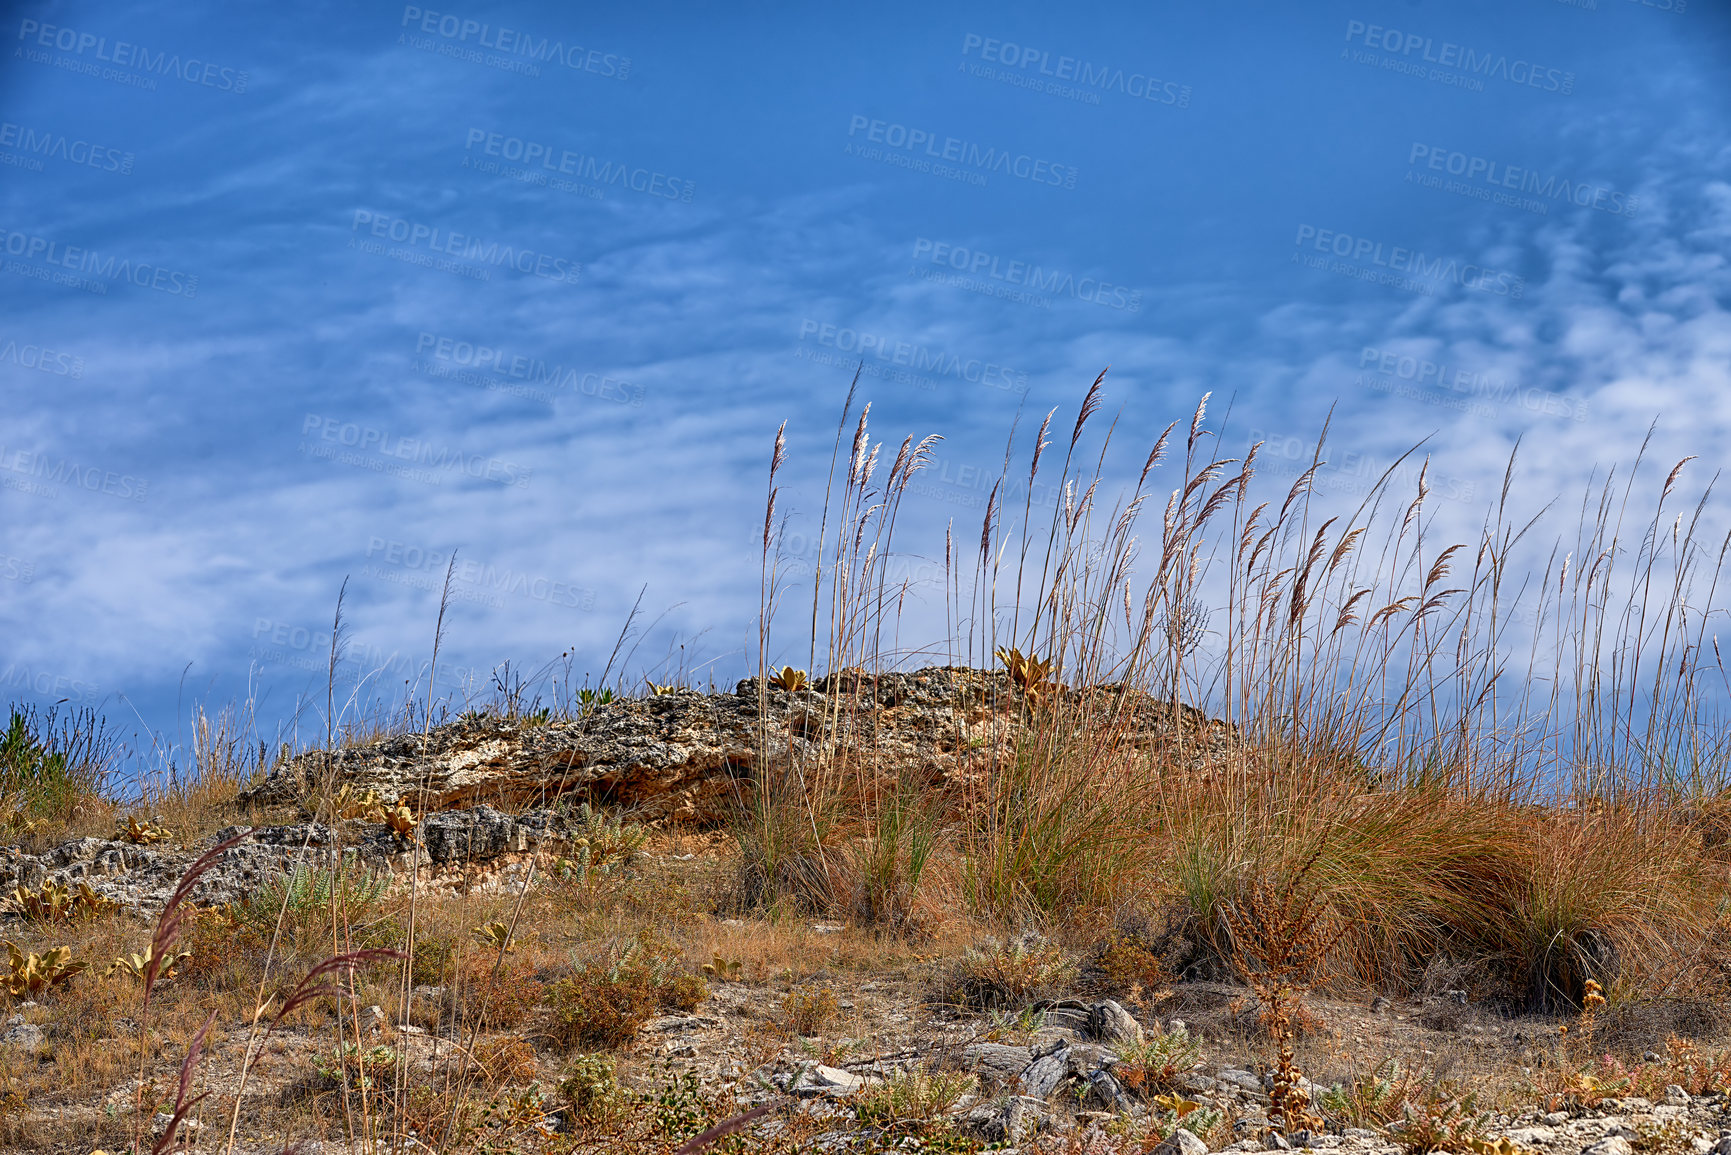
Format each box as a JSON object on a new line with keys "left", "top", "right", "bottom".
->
{"left": 236, "top": 665, "right": 1241, "bottom": 824}
{"left": 0, "top": 804, "right": 570, "bottom": 915}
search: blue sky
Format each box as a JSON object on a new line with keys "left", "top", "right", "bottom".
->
{"left": 2, "top": 0, "right": 1728, "bottom": 760}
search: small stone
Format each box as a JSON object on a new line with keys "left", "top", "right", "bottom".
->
{"left": 1582, "top": 1138, "right": 1633, "bottom": 1155}
{"left": 793, "top": 1065, "right": 873, "bottom": 1097}
{"left": 967, "top": 1094, "right": 1043, "bottom": 1143}
{"left": 1665, "top": 1084, "right": 1690, "bottom": 1105}
{"left": 1219, "top": 1068, "right": 1267, "bottom": 1095}
{"left": 1545, "top": 1112, "right": 1570, "bottom": 1126}
{"left": 1087, "top": 1068, "right": 1133, "bottom": 1114}
{"left": 1020, "top": 1051, "right": 1071, "bottom": 1099}
{"left": 1089, "top": 999, "right": 1145, "bottom": 1048}
{"left": 0, "top": 1014, "right": 44, "bottom": 1048}
{"left": 1156, "top": 1129, "right": 1210, "bottom": 1155}
{"left": 811, "top": 924, "right": 843, "bottom": 935}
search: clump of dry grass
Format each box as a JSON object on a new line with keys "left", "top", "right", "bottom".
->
{"left": 731, "top": 379, "right": 1731, "bottom": 1022}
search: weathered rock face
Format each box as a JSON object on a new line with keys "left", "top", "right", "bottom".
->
{"left": 236, "top": 665, "right": 1239, "bottom": 824}
{"left": 0, "top": 805, "right": 574, "bottom": 916}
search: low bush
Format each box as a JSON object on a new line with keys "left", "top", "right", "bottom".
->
{"left": 935, "top": 932, "right": 1074, "bottom": 1011}
{"left": 542, "top": 928, "right": 707, "bottom": 1051}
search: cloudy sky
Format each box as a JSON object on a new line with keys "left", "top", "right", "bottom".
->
{"left": 2, "top": 0, "right": 1728, "bottom": 759}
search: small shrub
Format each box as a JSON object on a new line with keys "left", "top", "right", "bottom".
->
{"left": 543, "top": 929, "right": 708, "bottom": 1051}
{"left": 5, "top": 880, "right": 118, "bottom": 923}
{"left": 313, "top": 1043, "right": 400, "bottom": 1093}
{"left": 559, "top": 1053, "right": 631, "bottom": 1124}
{"left": 456, "top": 953, "right": 545, "bottom": 1029}
{"left": 472, "top": 1036, "right": 539, "bottom": 1087}
{"left": 854, "top": 1068, "right": 975, "bottom": 1127}
{"left": 779, "top": 984, "right": 840, "bottom": 1036}
{"left": 1388, "top": 1084, "right": 1492, "bottom": 1155}
{"left": 1112, "top": 1025, "right": 1203, "bottom": 1096}
{"left": 937, "top": 932, "right": 1074, "bottom": 1011}
{"left": 178, "top": 906, "right": 268, "bottom": 986}
{"left": 1318, "top": 1059, "right": 1421, "bottom": 1128}
{"left": 411, "top": 930, "right": 460, "bottom": 985}
{"left": 2, "top": 941, "right": 85, "bottom": 995}
{"left": 229, "top": 857, "right": 391, "bottom": 941}
{"left": 1092, "top": 931, "right": 1171, "bottom": 993}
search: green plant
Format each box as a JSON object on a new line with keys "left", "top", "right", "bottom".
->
{"left": 0, "top": 705, "right": 114, "bottom": 824}
{"left": 779, "top": 984, "right": 840, "bottom": 1036}
{"left": 854, "top": 1068, "right": 976, "bottom": 1127}
{"left": 768, "top": 666, "right": 808, "bottom": 692}
{"left": 228, "top": 856, "right": 391, "bottom": 939}
{"left": 410, "top": 929, "right": 460, "bottom": 985}
{"left": 937, "top": 933, "right": 1075, "bottom": 1011}
{"left": 983, "top": 1005, "right": 1047, "bottom": 1042}
{"left": 2, "top": 941, "right": 86, "bottom": 994}
{"left": 543, "top": 929, "right": 708, "bottom": 1051}
{"left": 314, "top": 1043, "right": 401, "bottom": 1092}
{"left": 559, "top": 1052, "right": 631, "bottom": 1124}
{"left": 1388, "top": 1084, "right": 1493, "bottom": 1155}
{"left": 1112, "top": 1025, "right": 1203, "bottom": 1096}
{"left": 5, "top": 879, "right": 119, "bottom": 923}
{"left": 472, "top": 920, "right": 514, "bottom": 952}
{"left": 106, "top": 942, "right": 193, "bottom": 982}
{"left": 577, "top": 686, "right": 615, "bottom": 713}
{"left": 117, "top": 814, "right": 171, "bottom": 845}
{"left": 1319, "top": 1059, "right": 1421, "bottom": 1128}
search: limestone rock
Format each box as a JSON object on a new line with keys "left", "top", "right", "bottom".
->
{"left": 235, "top": 667, "right": 1239, "bottom": 823}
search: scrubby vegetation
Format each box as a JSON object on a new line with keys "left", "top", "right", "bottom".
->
{"left": 3, "top": 381, "right": 1731, "bottom": 1152}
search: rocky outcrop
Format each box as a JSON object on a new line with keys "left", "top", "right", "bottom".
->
{"left": 0, "top": 805, "right": 573, "bottom": 916}
{"left": 236, "top": 665, "right": 1239, "bottom": 824}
